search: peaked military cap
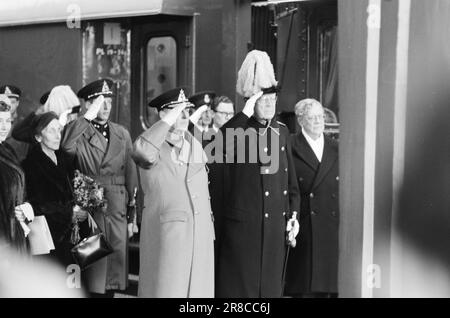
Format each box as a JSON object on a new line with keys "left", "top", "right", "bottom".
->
{"left": 188, "top": 91, "right": 216, "bottom": 109}
{"left": 148, "top": 87, "right": 194, "bottom": 112}
{"left": 0, "top": 85, "right": 22, "bottom": 99}
{"left": 77, "top": 79, "right": 115, "bottom": 101}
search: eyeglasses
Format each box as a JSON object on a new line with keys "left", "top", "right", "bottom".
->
{"left": 304, "top": 114, "right": 326, "bottom": 122}
{"left": 215, "top": 111, "right": 234, "bottom": 117}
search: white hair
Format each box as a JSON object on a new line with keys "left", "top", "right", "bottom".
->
{"left": 294, "top": 98, "right": 324, "bottom": 121}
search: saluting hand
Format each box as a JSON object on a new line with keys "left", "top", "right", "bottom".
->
{"left": 242, "top": 91, "right": 263, "bottom": 117}
{"left": 59, "top": 109, "right": 72, "bottom": 126}
{"left": 84, "top": 95, "right": 105, "bottom": 121}
{"left": 161, "top": 101, "right": 189, "bottom": 126}
{"left": 189, "top": 105, "right": 209, "bottom": 124}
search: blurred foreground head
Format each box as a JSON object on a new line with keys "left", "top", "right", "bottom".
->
{"left": 0, "top": 242, "right": 85, "bottom": 298}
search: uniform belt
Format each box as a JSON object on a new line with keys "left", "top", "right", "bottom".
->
{"left": 90, "top": 175, "right": 125, "bottom": 186}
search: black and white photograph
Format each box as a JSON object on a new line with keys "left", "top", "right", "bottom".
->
{"left": 0, "top": 0, "right": 449, "bottom": 302}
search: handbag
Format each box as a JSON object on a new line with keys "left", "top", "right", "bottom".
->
{"left": 71, "top": 213, "right": 113, "bottom": 270}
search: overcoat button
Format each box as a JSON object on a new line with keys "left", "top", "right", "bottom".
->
{"left": 281, "top": 146, "right": 285, "bottom": 151}
{"left": 336, "top": 176, "right": 340, "bottom": 181}
{"left": 264, "top": 213, "right": 269, "bottom": 218}
{"left": 310, "top": 193, "right": 314, "bottom": 198}
{"left": 265, "top": 191, "right": 270, "bottom": 197}
{"left": 283, "top": 190, "right": 288, "bottom": 196}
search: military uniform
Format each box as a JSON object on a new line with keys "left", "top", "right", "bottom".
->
{"left": 61, "top": 79, "right": 137, "bottom": 294}
{"left": 1, "top": 85, "right": 29, "bottom": 162}
{"left": 215, "top": 112, "right": 300, "bottom": 298}
{"left": 133, "top": 88, "right": 215, "bottom": 297}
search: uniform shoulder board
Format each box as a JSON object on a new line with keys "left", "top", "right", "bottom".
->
{"left": 276, "top": 121, "right": 286, "bottom": 127}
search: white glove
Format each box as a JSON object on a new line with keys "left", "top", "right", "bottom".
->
{"left": 84, "top": 95, "right": 104, "bottom": 121}
{"left": 286, "top": 212, "right": 300, "bottom": 248}
{"left": 127, "top": 223, "right": 134, "bottom": 239}
{"left": 15, "top": 203, "right": 34, "bottom": 237}
{"left": 161, "top": 102, "right": 189, "bottom": 126}
{"left": 72, "top": 205, "right": 88, "bottom": 222}
{"left": 242, "top": 91, "right": 264, "bottom": 118}
{"left": 189, "top": 105, "right": 209, "bottom": 126}
{"left": 59, "top": 109, "right": 72, "bottom": 126}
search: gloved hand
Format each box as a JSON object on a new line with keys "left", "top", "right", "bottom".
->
{"left": 59, "top": 109, "right": 72, "bottom": 126}
{"left": 286, "top": 212, "right": 300, "bottom": 248}
{"left": 242, "top": 91, "right": 264, "bottom": 118}
{"left": 189, "top": 105, "right": 209, "bottom": 125}
{"left": 127, "top": 223, "right": 134, "bottom": 239}
{"left": 14, "top": 207, "right": 26, "bottom": 223}
{"left": 73, "top": 205, "right": 88, "bottom": 222}
{"left": 84, "top": 95, "right": 105, "bottom": 121}
{"left": 161, "top": 101, "right": 189, "bottom": 126}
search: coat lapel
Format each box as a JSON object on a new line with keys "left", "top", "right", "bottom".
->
{"left": 102, "top": 122, "right": 123, "bottom": 165}
{"left": 312, "top": 137, "right": 338, "bottom": 190}
{"left": 84, "top": 125, "right": 107, "bottom": 154}
{"left": 292, "top": 132, "right": 320, "bottom": 171}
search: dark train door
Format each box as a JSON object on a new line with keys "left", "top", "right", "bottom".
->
{"left": 130, "top": 15, "right": 193, "bottom": 140}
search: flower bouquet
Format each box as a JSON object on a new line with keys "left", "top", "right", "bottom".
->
{"left": 70, "top": 170, "right": 107, "bottom": 244}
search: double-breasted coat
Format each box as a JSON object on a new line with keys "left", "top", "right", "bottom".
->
{"left": 284, "top": 132, "right": 339, "bottom": 295}
{"left": 133, "top": 120, "right": 215, "bottom": 298}
{"left": 61, "top": 117, "right": 137, "bottom": 293}
{"left": 215, "top": 112, "right": 300, "bottom": 298}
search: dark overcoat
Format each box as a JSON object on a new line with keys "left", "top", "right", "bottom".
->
{"left": 215, "top": 112, "right": 300, "bottom": 298}
{"left": 22, "top": 146, "right": 77, "bottom": 266}
{"left": 284, "top": 132, "right": 339, "bottom": 294}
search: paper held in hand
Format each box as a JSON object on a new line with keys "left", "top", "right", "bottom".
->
{"left": 28, "top": 216, "right": 55, "bottom": 255}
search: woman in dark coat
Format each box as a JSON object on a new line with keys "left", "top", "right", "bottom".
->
{"left": 20, "top": 112, "right": 87, "bottom": 266}
{"left": 0, "top": 98, "right": 28, "bottom": 252}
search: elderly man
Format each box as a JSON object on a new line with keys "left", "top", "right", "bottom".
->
{"left": 284, "top": 98, "right": 339, "bottom": 298}
{"left": 215, "top": 50, "right": 300, "bottom": 298}
{"left": 133, "top": 88, "right": 215, "bottom": 298}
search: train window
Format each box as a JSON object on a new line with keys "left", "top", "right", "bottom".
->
{"left": 145, "top": 36, "right": 177, "bottom": 127}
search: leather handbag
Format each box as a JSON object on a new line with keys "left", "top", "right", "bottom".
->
{"left": 71, "top": 213, "right": 113, "bottom": 270}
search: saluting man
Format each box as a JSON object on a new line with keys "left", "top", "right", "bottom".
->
{"left": 133, "top": 88, "right": 215, "bottom": 298}
{"left": 215, "top": 50, "right": 300, "bottom": 298}
{"left": 61, "top": 79, "right": 137, "bottom": 297}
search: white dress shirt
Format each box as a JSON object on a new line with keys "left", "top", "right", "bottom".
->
{"left": 302, "top": 128, "right": 324, "bottom": 162}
